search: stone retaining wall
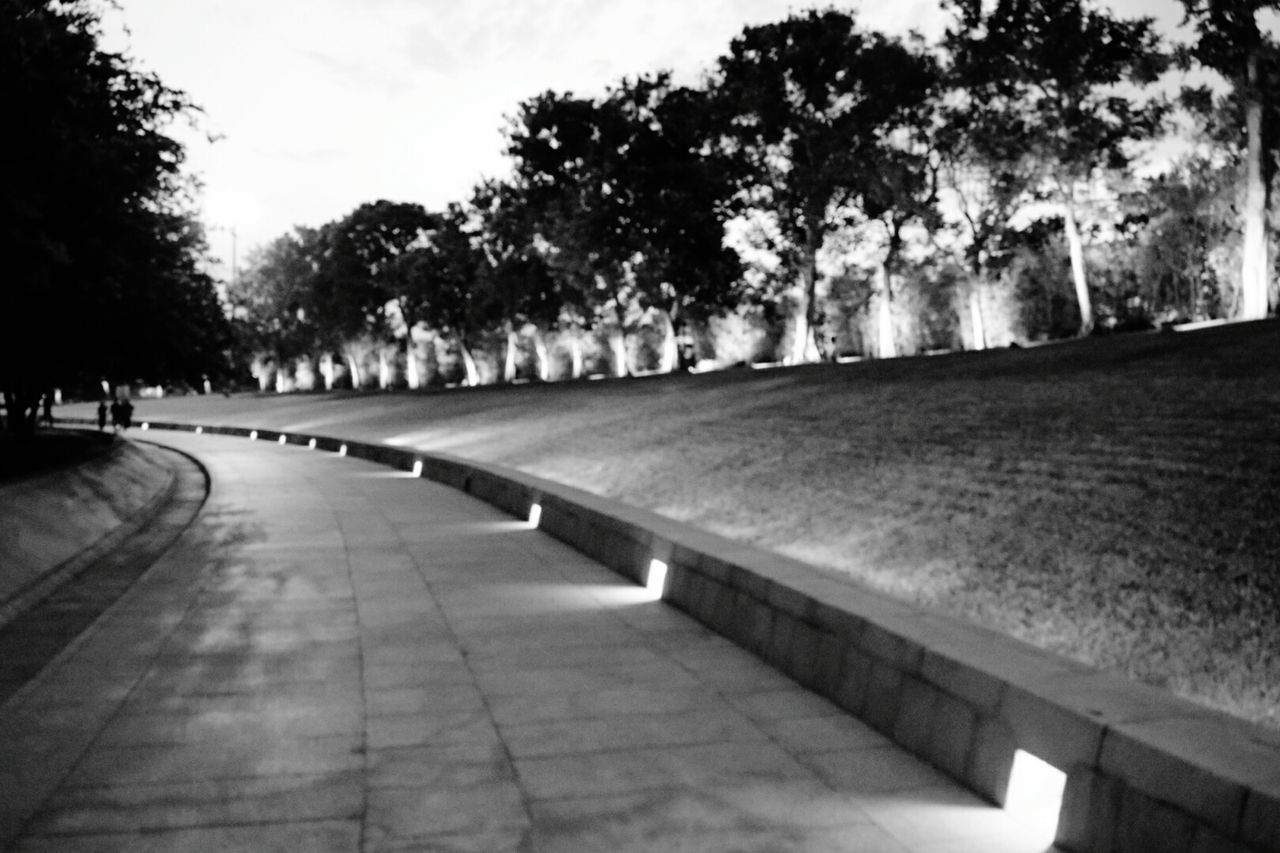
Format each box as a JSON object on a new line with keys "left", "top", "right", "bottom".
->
{"left": 0, "top": 436, "right": 177, "bottom": 628}
{"left": 90, "top": 419, "right": 1280, "bottom": 852}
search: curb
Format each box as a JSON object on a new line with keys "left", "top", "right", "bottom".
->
{"left": 66, "top": 417, "right": 1280, "bottom": 853}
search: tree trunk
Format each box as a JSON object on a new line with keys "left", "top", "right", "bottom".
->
{"left": 378, "top": 350, "right": 391, "bottom": 390}
{"left": 1062, "top": 197, "right": 1093, "bottom": 335}
{"left": 404, "top": 340, "right": 420, "bottom": 390}
{"left": 790, "top": 229, "right": 822, "bottom": 364}
{"left": 533, "top": 330, "right": 550, "bottom": 381}
{"left": 609, "top": 326, "right": 628, "bottom": 378}
{"left": 346, "top": 353, "right": 362, "bottom": 389}
{"left": 656, "top": 308, "right": 678, "bottom": 373}
{"left": 969, "top": 286, "right": 987, "bottom": 351}
{"left": 503, "top": 326, "right": 519, "bottom": 383}
{"left": 568, "top": 334, "right": 583, "bottom": 379}
{"left": 459, "top": 338, "right": 480, "bottom": 387}
{"left": 1240, "top": 51, "right": 1269, "bottom": 320}
{"left": 876, "top": 262, "right": 897, "bottom": 359}
{"left": 321, "top": 353, "right": 335, "bottom": 390}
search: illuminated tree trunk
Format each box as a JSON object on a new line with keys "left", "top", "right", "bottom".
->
{"left": 459, "top": 339, "right": 480, "bottom": 387}
{"left": 790, "top": 231, "right": 822, "bottom": 364}
{"left": 404, "top": 341, "right": 420, "bottom": 390}
{"left": 533, "top": 331, "right": 550, "bottom": 381}
{"left": 568, "top": 335, "right": 583, "bottom": 379}
{"left": 969, "top": 287, "right": 987, "bottom": 351}
{"left": 503, "top": 327, "right": 519, "bottom": 383}
{"left": 656, "top": 308, "right": 678, "bottom": 373}
{"left": 876, "top": 263, "right": 896, "bottom": 359}
{"left": 378, "top": 351, "right": 391, "bottom": 390}
{"left": 1062, "top": 197, "right": 1093, "bottom": 335}
{"left": 320, "top": 353, "right": 335, "bottom": 390}
{"left": 1240, "top": 51, "right": 1269, "bottom": 320}
{"left": 346, "top": 354, "right": 362, "bottom": 389}
{"left": 609, "top": 326, "right": 628, "bottom": 378}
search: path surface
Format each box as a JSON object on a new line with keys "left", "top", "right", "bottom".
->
{"left": 0, "top": 431, "right": 1058, "bottom": 852}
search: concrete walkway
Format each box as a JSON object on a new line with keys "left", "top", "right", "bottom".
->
{"left": 0, "top": 431, "right": 1059, "bottom": 852}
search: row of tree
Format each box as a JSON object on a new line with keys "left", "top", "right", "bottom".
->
{"left": 2, "top": 0, "right": 234, "bottom": 432}
{"left": 232, "top": 0, "right": 1279, "bottom": 390}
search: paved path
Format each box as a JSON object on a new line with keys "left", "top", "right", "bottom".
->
{"left": 0, "top": 431, "right": 1058, "bottom": 852}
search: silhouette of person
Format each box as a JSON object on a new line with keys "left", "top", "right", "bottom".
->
{"left": 120, "top": 398, "right": 133, "bottom": 430}
{"left": 40, "top": 393, "right": 54, "bottom": 426}
{"left": 96, "top": 400, "right": 108, "bottom": 431}
{"left": 110, "top": 399, "right": 122, "bottom": 431}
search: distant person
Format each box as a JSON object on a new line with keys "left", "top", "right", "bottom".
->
{"left": 110, "top": 399, "right": 122, "bottom": 431}
{"left": 96, "top": 400, "right": 108, "bottom": 431}
{"left": 40, "top": 393, "right": 54, "bottom": 426}
{"left": 120, "top": 398, "right": 134, "bottom": 430}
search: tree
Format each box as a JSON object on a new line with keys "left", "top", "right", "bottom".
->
{"left": 945, "top": 0, "right": 1168, "bottom": 335}
{"left": 505, "top": 79, "right": 744, "bottom": 376}
{"left": 711, "top": 9, "right": 937, "bottom": 362}
{"left": 1180, "top": 1, "right": 1279, "bottom": 319}
{"left": 1, "top": 0, "right": 227, "bottom": 432}
{"left": 470, "top": 179, "right": 565, "bottom": 381}
{"left": 228, "top": 227, "right": 324, "bottom": 386}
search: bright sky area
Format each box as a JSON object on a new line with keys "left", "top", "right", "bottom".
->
{"left": 98, "top": 0, "right": 1269, "bottom": 278}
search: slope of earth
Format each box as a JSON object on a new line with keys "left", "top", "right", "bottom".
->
{"left": 68, "top": 320, "right": 1280, "bottom": 727}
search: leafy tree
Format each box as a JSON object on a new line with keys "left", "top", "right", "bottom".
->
{"left": 505, "top": 77, "right": 745, "bottom": 375}
{"left": 470, "top": 179, "right": 565, "bottom": 381}
{"left": 396, "top": 204, "right": 490, "bottom": 386}
{"left": 711, "top": 9, "right": 937, "bottom": 362}
{"left": 945, "top": 0, "right": 1168, "bottom": 335}
{"left": 1180, "top": 1, "right": 1280, "bottom": 319}
{"left": 1, "top": 0, "right": 227, "bottom": 432}
{"left": 306, "top": 200, "right": 434, "bottom": 387}
{"left": 228, "top": 227, "right": 324, "bottom": 379}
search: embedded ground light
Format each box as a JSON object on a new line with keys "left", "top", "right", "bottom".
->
{"left": 1005, "top": 749, "right": 1066, "bottom": 846}
{"left": 645, "top": 559, "right": 668, "bottom": 600}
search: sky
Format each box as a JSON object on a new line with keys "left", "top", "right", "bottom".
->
{"left": 97, "top": 0, "right": 1250, "bottom": 278}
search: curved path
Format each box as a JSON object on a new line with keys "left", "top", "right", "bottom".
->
{"left": 0, "top": 431, "right": 1058, "bottom": 852}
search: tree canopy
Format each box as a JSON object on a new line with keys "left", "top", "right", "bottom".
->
{"left": 1, "top": 0, "right": 232, "bottom": 432}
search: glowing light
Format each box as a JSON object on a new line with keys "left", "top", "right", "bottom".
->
{"left": 411, "top": 460, "right": 423, "bottom": 477}
{"left": 1005, "top": 749, "right": 1066, "bottom": 846}
{"left": 278, "top": 435, "right": 287, "bottom": 445}
{"left": 339, "top": 444, "right": 348, "bottom": 456}
{"left": 249, "top": 430, "right": 257, "bottom": 440}
{"left": 645, "top": 559, "right": 668, "bottom": 600}
{"left": 195, "top": 426, "right": 202, "bottom": 434}
{"left": 527, "top": 502, "right": 542, "bottom": 529}
{"left": 141, "top": 422, "right": 149, "bottom": 430}
{"left": 308, "top": 438, "right": 317, "bottom": 450}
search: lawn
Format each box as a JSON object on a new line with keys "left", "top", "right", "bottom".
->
{"left": 63, "top": 319, "right": 1280, "bottom": 728}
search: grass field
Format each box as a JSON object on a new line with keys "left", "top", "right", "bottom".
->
{"left": 63, "top": 319, "right": 1280, "bottom": 727}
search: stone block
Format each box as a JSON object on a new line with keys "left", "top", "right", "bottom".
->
{"left": 998, "top": 680, "right": 1105, "bottom": 772}
{"left": 927, "top": 689, "right": 977, "bottom": 783}
{"left": 783, "top": 620, "right": 821, "bottom": 690}
{"left": 808, "top": 632, "right": 845, "bottom": 699}
{"left": 1190, "top": 825, "right": 1260, "bottom": 853}
{"left": 731, "top": 592, "right": 773, "bottom": 657}
{"left": 920, "top": 647, "right": 1005, "bottom": 712}
{"left": 1056, "top": 766, "right": 1121, "bottom": 853}
{"left": 858, "top": 623, "right": 923, "bottom": 673}
{"left": 1240, "top": 783, "right": 1280, "bottom": 851}
{"left": 763, "top": 611, "right": 794, "bottom": 670}
{"left": 832, "top": 647, "right": 873, "bottom": 718}
{"left": 965, "top": 716, "right": 1017, "bottom": 806}
{"left": 862, "top": 661, "right": 904, "bottom": 735}
{"left": 1113, "top": 784, "right": 1197, "bottom": 853}
{"left": 1100, "top": 718, "right": 1259, "bottom": 838}
{"left": 892, "top": 675, "right": 938, "bottom": 757}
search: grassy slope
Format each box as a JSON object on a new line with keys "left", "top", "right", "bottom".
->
{"left": 78, "top": 320, "right": 1280, "bottom": 726}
